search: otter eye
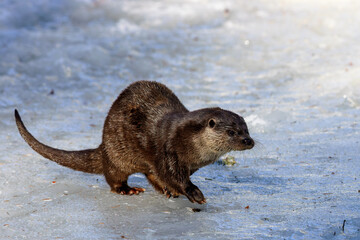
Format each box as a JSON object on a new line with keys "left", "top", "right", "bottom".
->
{"left": 209, "top": 119, "right": 216, "bottom": 128}
{"left": 227, "top": 130, "right": 235, "bottom": 136}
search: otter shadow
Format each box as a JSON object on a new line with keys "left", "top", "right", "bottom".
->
{"left": 196, "top": 165, "right": 286, "bottom": 196}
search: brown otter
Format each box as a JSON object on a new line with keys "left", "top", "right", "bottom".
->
{"left": 15, "top": 81, "right": 254, "bottom": 204}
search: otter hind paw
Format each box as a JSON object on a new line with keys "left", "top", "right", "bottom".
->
{"left": 112, "top": 186, "right": 146, "bottom": 195}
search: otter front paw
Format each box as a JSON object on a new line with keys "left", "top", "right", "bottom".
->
{"left": 185, "top": 184, "right": 206, "bottom": 204}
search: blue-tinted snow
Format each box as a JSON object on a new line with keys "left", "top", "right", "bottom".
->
{"left": 1, "top": 0, "right": 360, "bottom": 239}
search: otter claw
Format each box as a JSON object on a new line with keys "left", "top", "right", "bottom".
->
{"left": 163, "top": 187, "right": 180, "bottom": 199}
{"left": 163, "top": 187, "right": 173, "bottom": 198}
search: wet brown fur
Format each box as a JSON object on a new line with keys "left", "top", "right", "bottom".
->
{"left": 15, "top": 81, "right": 254, "bottom": 204}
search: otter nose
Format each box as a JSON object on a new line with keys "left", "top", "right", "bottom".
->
{"left": 242, "top": 138, "right": 253, "bottom": 146}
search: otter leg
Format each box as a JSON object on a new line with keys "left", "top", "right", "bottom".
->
{"left": 102, "top": 153, "right": 145, "bottom": 195}
{"left": 157, "top": 161, "right": 205, "bottom": 203}
{"left": 146, "top": 173, "right": 180, "bottom": 198}
{"left": 104, "top": 167, "right": 145, "bottom": 195}
{"left": 160, "top": 178, "right": 205, "bottom": 203}
{"left": 146, "top": 174, "right": 165, "bottom": 193}
{"left": 153, "top": 154, "right": 206, "bottom": 203}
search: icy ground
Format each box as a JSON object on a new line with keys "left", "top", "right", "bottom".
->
{"left": 1, "top": 0, "right": 360, "bottom": 239}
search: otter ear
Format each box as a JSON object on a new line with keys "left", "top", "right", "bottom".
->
{"left": 208, "top": 119, "right": 216, "bottom": 128}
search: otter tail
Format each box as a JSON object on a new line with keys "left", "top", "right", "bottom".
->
{"left": 14, "top": 109, "right": 103, "bottom": 174}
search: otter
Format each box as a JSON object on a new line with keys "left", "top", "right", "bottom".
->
{"left": 15, "top": 81, "right": 254, "bottom": 204}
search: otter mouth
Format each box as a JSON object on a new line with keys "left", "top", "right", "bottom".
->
{"left": 241, "top": 145, "right": 254, "bottom": 150}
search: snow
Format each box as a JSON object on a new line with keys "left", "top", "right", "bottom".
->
{"left": 1, "top": 0, "right": 360, "bottom": 239}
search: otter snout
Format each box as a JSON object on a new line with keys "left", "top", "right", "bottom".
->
{"left": 242, "top": 137, "right": 253, "bottom": 146}
{"left": 240, "top": 137, "right": 255, "bottom": 150}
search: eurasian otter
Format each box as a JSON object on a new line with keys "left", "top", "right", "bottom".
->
{"left": 15, "top": 81, "right": 254, "bottom": 204}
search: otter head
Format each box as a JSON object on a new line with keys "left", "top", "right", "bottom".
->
{"left": 202, "top": 109, "right": 254, "bottom": 153}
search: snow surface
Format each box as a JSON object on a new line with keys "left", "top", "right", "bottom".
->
{"left": 1, "top": 0, "right": 360, "bottom": 239}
